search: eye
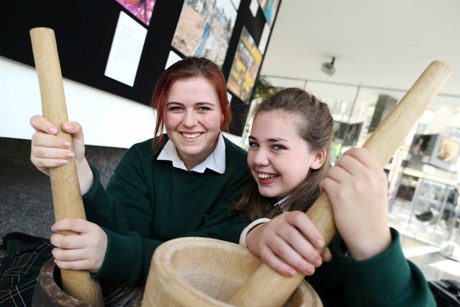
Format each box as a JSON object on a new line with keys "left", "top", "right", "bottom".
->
{"left": 197, "top": 106, "right": 211, "bottom": 113}
{"left": 248, "top": 141, "right": 259, "bottom": 150}
{"left": 168, "top": 105, "right": 183, "bottom": 113}
{"left": 272, "top": 144, "right": 286, "bottom": 151}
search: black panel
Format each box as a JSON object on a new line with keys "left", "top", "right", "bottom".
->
{"left": 0, "top": 0, "right": 281, "bottom": 130}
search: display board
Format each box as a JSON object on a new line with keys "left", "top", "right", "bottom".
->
{"left": 0, "top": 0, "right": 281, "bottom": 135}
{"left": 408, "top": 134, "right": 460, "bottom": 172}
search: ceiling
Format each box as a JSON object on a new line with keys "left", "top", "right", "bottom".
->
{"left": 260, "top": 0, "right": 460, "bottom": 98}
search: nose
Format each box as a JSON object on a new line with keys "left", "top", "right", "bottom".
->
{"left": 251, "top": 147, "right": 269, "bottom": 167}
{"left": 183, "top": 110, "right": 197, "bottom": 127}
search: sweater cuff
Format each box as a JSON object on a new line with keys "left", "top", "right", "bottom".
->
{"left": 338, "top": 228, "right": 413, "bottom": 299}
{"left": 91, "top": 229, "right": 145, "bottom": 284}
{"left": 239, "top": 218, "right": 271, "bottom": 246}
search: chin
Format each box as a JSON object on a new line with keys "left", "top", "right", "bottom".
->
{"left": 258, "top": 188, "right": 278, "bottom": 198}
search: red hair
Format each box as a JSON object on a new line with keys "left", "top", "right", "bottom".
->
{"left": 151, "top": 57, "right": 231, "bottom": 150}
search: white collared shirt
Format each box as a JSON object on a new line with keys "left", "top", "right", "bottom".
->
{"left": 157, "top": 134, "right": 226, "bottom": 174}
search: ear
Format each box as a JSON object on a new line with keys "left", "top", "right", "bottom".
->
{"left": 310, "top": 148, "right": 327, "bottom": 170}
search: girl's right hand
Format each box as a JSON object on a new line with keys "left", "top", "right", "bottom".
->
{"left": 30, "top": 115, "right": 93, "bottom": 194}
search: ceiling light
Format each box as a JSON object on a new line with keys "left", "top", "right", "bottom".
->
{"left": 322, "top": 57, "right": 336, "bottom": 77}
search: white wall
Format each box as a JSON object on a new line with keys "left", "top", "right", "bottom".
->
{"left": 1, "top": 56, "right": 156, "bottom": 149}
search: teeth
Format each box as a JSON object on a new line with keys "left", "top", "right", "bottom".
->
{"left": 259, "top": 173, "right": 277, "bottom": 179}
{"left": 183, "top": 133, "right": 200, "bottom": 139}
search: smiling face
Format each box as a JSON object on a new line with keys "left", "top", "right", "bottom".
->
{"left": 164, "top": 76, "right": 224, "bottom": 169}
{"left": 248, "top": 110, "right": 326, "bottom": 198}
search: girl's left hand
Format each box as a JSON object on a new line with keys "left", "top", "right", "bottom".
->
{"left": 246, "top": 211, "right": 331, "bottom": 277}
{"left": 320, "top": 147, "right": 392, "bottom": 260}
{"left": 50, "top": 219, "right": 108, "bottom": 272}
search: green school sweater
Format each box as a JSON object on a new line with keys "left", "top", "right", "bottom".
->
{"left": 306, "top": 228, "right": 436, "bottom": 306}
{"left": 82, "top": 136, "right": 251, "bottom": 285}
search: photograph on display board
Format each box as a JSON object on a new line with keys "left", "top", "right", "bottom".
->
{"left": 115, "top": 0, "right": 157, "bottom": 26}
{"left": 410, "top": 134, "right": 433, "bottom": 157}
{"left": 408, "top": 134, "right": 459, "bottom": 171}
{"left": 257, "top": 0, "right": 279, "bottom": 26}
{"left": 436, "top": 137, "right": 459, "bottom": 164}
{"left": 171, "top": 0, "right": 237, "bottom": 67}
{"left": 227, "top": 27, "right": 262, "bottom": 103}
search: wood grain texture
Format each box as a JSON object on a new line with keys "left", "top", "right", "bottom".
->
{"left": 30, "top": 27, "right": 104, "bottom": 307}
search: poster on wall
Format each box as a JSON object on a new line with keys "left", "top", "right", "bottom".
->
{"left": 115, "top": 0, "right": 157, "bottom": 26}
{"left": 165, "top": 50, "right": 183, "bottom": 69}
{"left": 104, "top": 11, "right": 148, "bottom": 86}
{"left": 257, "top": 0, "right": 279, "bottom": 26}
{"left": 171, "top": 0, "right": 237, "bottom": 67}
{"left": 227, "top": 27, "right": 262, "bottom": 103}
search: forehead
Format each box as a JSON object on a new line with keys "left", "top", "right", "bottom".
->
{"left": 168, "top": 76, "right": 218, "bottom": 103}
{"left": 251, "top": 110, "right": 302, "bottom": 140}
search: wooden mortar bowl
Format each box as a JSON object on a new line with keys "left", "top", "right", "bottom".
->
{"left": 142, "top": 237, "right": 322, "bottom": 307}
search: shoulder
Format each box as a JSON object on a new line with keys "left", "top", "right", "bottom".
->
{"left": 130, "top": 138, "right": 155, "bottom": 151}
{"left": 128, "top": 137, "right": 166, "bottom": 158}
{"left": 223, "top": 136, "right": 250, "bottom": 179}
{"left": 119, "top": 138, "right": 157, "bottom": 165}
{"left": 223, "top": 136, "right": 247, "bottom": 158}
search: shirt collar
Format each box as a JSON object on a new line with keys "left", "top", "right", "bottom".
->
{"left": 157, "top": 134, "right": 226, "bottom": 174}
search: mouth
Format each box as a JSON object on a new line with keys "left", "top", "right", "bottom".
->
{"left": 256, "top": 173, "right": 279, "bottom": 185}
{"left": 181, "top": 132, "right": 202, "bottom": 140}
{"left": 258, "top": 173, "right": 278, "bottom": 179}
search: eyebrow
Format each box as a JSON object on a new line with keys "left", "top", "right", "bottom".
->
{"left": 166, "top": 101, "right": 215, "bottom": 106}
{"left": 249, "top": 135, "right": 289, "bottom": 143}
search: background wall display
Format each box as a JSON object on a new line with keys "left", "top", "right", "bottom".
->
{"left": 408, "top": 134, "right": 460, "bottom": 172}
{"left": 0, "top": 0, "right": 281, "bottom": 135}
{"left": 226, "top": 27, "right": 262, "bottom": 103}
{"left": 330, "top": 121, "right": 363, "bottom": 163}
{"left": 115, "top": 0, "right": 157, "bottom": 25}
{"left": 258, "top": 0, "right": 279, "bottom": 25}
{"left": 171, "top": 0, "right": 237, "bottom": 67}
{"left": 333, "top": 121, "right": 363, "bottom": 147}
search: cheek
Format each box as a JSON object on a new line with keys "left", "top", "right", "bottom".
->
{"left": 204, "top": 114, "right": 223, "bottom": 130}
{"left": 247, "top": 153, "right": 255, "bottom": 168}
{"left": 164, "top": 113, "right": 179, "bottom": 127}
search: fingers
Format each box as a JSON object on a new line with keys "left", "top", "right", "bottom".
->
{"left": 258, "top": 244, "right": 302, "bottom": 277}
{"left": 30, "top": 135, "right": 74, "bottom": 168}
{"left": 30, "top": 115, "right": 83, "bottom": 136}
{"left": 247, "top": 212, "right": 325, "bottom": 277}
{"left": 30, "top": 116, "right": 84, "bottom": 173}
{"left": 285, "top": 211, "right": 324, "bottom": 250}
{"left": 262, "top": 230, "right": 320, "bottom": 276}
{"left": 321, "top": 247, "right": 333, "bottom": 263}
{"left": 30, "top": 115, "right": 57, "bottom": 134}
{"left": 50, "top": 219, "right": 107, "bottom": 272}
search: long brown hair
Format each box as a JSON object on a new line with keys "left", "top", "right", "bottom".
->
{"left": 234, "top": 88, "right": 333, "bottom": 220}
{"left": 151, "top": 57, "right": 231, "bottom": 152}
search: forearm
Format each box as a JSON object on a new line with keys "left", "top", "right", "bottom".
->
{"left": 77, "top": 157, "right": 93, "bottom": 194}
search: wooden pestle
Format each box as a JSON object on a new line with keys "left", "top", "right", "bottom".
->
{"left": 30, "top": 27, "right": 104, "bottom": 307}
{"left": 229, "top": 60, "right": 452, "bottom": 307}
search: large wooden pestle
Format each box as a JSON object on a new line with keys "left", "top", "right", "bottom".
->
{"left": 30, "top": 27, "right": 104, "bottom": 307}
{"left": 229, "top": 60, "right": 452, "bottom": 307}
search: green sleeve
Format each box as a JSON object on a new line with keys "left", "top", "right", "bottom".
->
{"left": 82, "top": 149, "right": 159, "bottom": 284}
{"left": 90, "top": 229, "right": 160, "bottom": 285}
{"left": 309, "top": 228, "right": 436, "bottom": 307}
